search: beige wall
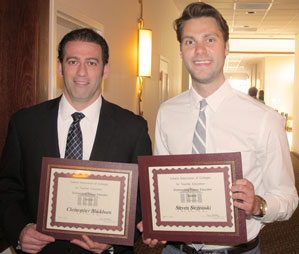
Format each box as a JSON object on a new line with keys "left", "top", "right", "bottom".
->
{"left": 264, "top": 56, "right": 294, "bottom": 116}
{"left": 55, "top": 0, "right": 182, "bottom": 143}
{"left": 292, "top": 37, "right": 299, "bottom": 154}
{"left": 256, "top": 60, "right": 265, "bottom": 90}
{"left": 141, "top": 0, "right": 182, "bottom": 142}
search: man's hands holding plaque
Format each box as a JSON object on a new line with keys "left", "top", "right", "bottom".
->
{"left": 231, "top": 178, "right": 261, "bottom": 216}
{"left": 71, "top": 235, "right": 111, "bottom": 253}
{"left": 19, "top": 224, "right": 55, "bottom": 253}
{"left": 137, "top": 177, "right": 258, "bottom": 248}
{"left": 137, "top": 221, "right": 167, "bottom": 248}
{"left": 19, "top": 223, "right": 111, "bottom": 254}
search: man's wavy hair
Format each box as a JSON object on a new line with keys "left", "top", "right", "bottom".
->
{"left": 174, "top": 2, "right": 229, "bottom": 43}
{"left": 58, "top": 28, "right": 109, "bottom": 65}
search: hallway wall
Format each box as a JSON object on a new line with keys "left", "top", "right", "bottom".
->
{"left": 55, "top": 0, "right": 182, "bottom": 142}
{"left": 264, "top": 56, "right": 294, "bottom": 115}
{"left": 141, "top": 0, "right": 182, "bottom": 142}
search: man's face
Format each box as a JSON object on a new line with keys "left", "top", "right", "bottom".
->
{"left": 58, "top": 41, "right": 109, "bottom": 110}
{"left": 180, "top": 17, "right": 229, "bottom": 90}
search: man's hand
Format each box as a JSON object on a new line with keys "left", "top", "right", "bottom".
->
{"left": 231, "top": 178, "right": 260, "bottom": 216}
{"left": 137, "top": 221, "right": 167, "bottom": 248}
{"left": 19, "top": 224, "right": 55, "bottom": 253}
{"left": 71, "top": 235, "right": 111, "bottom": 253}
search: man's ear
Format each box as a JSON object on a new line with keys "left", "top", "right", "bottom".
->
{"left": 57, "top": 61, "right": 63, "bottom": 77}
{"left": 225, "top": 41, "right": 229, "bottom": 57}
{"left": 103, "top": 64, "right": 109, "bottom": 79}
{"left": 179, "top": 45, "right": 183, "bottom": 59}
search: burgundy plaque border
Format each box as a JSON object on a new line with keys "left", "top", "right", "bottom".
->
{"left": 36, "top": 157, "right": 138, "bottom": 246}
{"left": 138, "top": 152, "right": 247, "bottom": 245}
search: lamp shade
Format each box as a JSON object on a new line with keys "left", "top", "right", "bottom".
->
{"left": 138, "top": 29, "right": 152, "bottom": 77}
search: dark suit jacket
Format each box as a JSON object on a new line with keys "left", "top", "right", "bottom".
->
{"left": 0, "top": 96, "right": 152, "bottom": 254}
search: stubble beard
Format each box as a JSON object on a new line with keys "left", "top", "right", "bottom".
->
{"left": 188, "top": 66, "right": 219, "bottom": 85}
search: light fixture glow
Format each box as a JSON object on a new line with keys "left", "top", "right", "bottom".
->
{"left": 256, "top": 79, "right": 260, "bottom": 90}
{"left": 138, "top": 29, "right": 152, "bottom": 77}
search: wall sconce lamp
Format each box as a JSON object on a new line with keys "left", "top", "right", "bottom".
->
{"left": 138, "top": 25, "right": 152, "bottom": 77}
{"left": 137, "top": 0, "right": 152, "bottom": 116}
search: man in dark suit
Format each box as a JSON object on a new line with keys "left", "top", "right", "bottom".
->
{"left": 0, "top": 28, "right": 152, "bottom": 254}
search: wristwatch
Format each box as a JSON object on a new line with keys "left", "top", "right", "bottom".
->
{"left": 255, "top": 195, "right": 267, "bottom": 217}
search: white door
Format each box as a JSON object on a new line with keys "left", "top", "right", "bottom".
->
{"left": 159, "top": 57, "right": 169, "bottom": 103}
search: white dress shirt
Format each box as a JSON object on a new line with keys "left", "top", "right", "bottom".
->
{"left": 155, "top": 80, "right": 298, "bottom": 248}
{"left": 58, "top": 94, "right": 101, "bottom": 160}
{"left": 58, "top": 95, "right": 114, "bottom": 253}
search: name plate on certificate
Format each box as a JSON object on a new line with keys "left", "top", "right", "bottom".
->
{"left": 138, "top": 152, "right": 247, "bottom": 244}
{"left": 36, "top": 157, "right": 138, "bottom": 246}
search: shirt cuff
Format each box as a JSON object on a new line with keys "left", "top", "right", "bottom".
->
{"left": 260, "top": 195, "right": 279, "bottom": 222}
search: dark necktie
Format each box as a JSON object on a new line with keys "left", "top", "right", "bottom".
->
{"left": 192, "top": 99, "right": 207, "bottom": 154}
{"left": 65, "top": 112, "right": 85, "bottom": 159}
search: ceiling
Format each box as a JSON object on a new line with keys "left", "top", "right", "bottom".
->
{"left": 172, "top": 0, "right": 299, "bottom": 77}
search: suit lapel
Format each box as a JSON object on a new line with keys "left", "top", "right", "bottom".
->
{"left": 40, "top": 97, "right": 61, "bottom": 158}
{"left": 90, "top": 97, "right": 116, "bottom": 161}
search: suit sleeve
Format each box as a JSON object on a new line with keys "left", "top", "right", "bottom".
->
{"left": 131, "top": 119, "right": 152, "bottom": 239}
{"left": 130, "top": 119, "right": 152, "bottom": 163}
{"left": 0, "top": 115, "right": 31, "bottom": 248}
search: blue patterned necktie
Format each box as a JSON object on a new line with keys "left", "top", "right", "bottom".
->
{"left": 65, "top": 112, "right": 85, "bottom": 159}
{"left": 192, "top": 99, "right": 207, "bottom": 154}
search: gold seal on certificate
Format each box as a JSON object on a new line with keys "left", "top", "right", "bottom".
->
{"left": 36, "top": 157, "right": 138, "bottom": 246}
{"left": 138, "top": 152, "right": 247, "bottom": 244}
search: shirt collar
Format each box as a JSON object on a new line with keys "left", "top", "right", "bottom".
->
{"left": 59, "top": 94, "right": 102, "bottom": 121}
{"left": 189, "top": 80, "right": 233, "bottom": 112}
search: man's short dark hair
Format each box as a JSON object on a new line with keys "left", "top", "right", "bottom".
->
{"left": 248, "top": 87, "right": 258, "bottom": 97}
{"left": 258, "top": 90, "right": 264, "bottom": 101}
{"left": 58, "top": 28, "right": 109, "bottom": 65}
{"left": 174, "top": 2, "right": 229, "bottom": 43}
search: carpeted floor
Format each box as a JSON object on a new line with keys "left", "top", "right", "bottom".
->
{"left": 135, "top": 152, "right": 299, "bottom": 254}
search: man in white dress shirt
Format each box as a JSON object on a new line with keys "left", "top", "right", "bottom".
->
{"left": 139, "top": 2, "right": 298, "bottom": 254}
